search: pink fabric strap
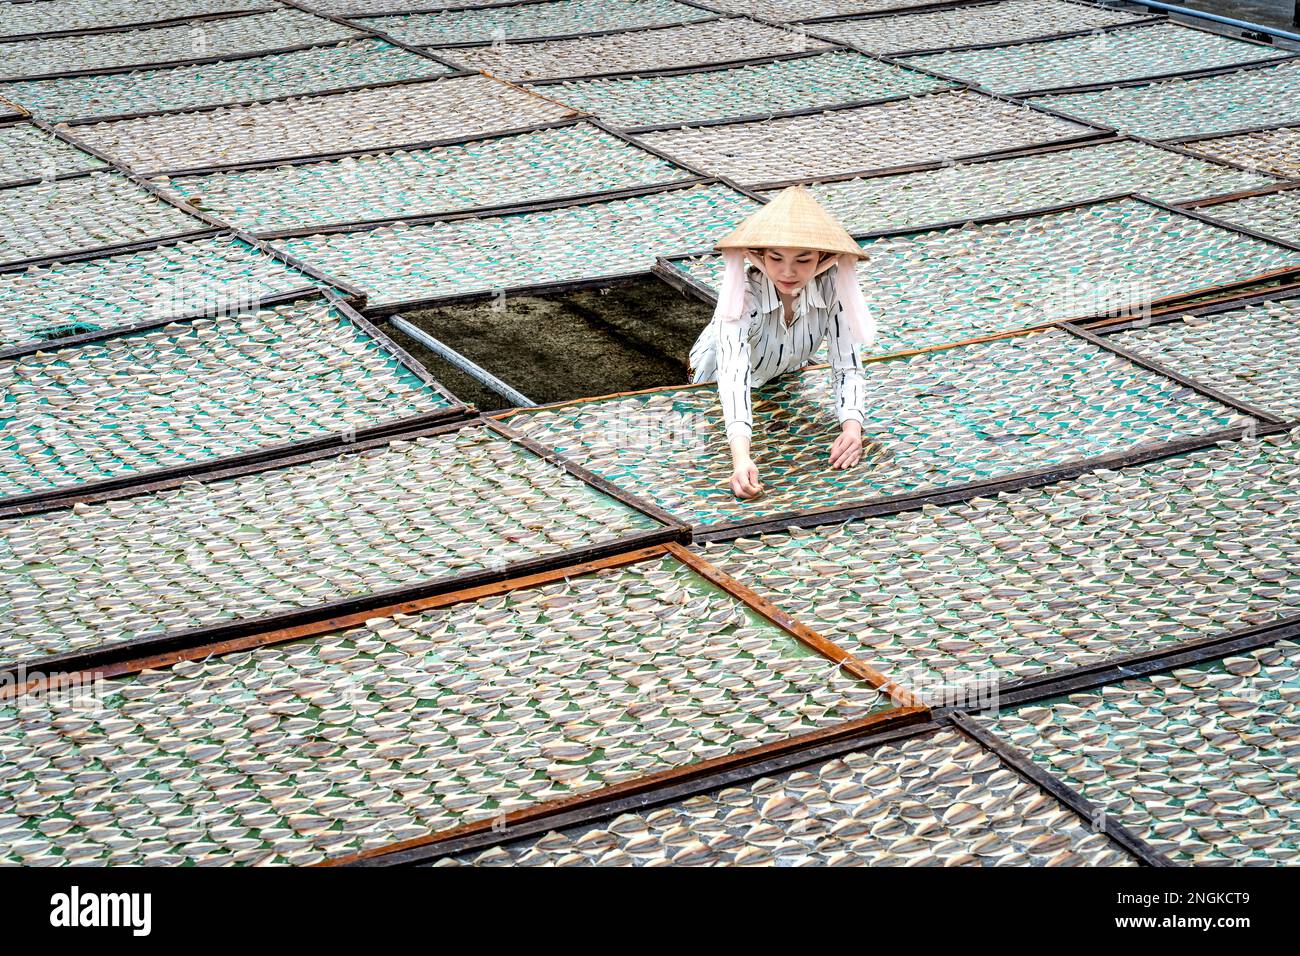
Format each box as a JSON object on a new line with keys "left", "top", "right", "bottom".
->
{"left": 712, "top": 249, "right": 874, "bottom": 347}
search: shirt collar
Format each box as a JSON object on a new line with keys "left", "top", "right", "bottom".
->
{"left": 750, "top": 265, "right": 827, "bottom": 320}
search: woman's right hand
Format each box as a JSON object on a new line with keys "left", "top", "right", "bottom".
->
{"left": 730, "top": 457, "right": 763, "bottom": 499}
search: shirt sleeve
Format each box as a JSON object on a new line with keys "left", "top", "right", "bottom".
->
{"left": 825, "top": 276, "right": 867, "bottom": 429}
{"left": 715, "top": 283, "right": 757, "bottom": 444}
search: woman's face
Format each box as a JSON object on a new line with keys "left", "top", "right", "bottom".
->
{"left": 759, "top": 247, "right": 820, "bottom": 296}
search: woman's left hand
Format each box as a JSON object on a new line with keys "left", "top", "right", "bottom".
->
{"left": 829, "top": 421, "right": 863, "bottom": 470}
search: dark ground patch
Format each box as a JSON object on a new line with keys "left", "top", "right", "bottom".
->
{"left": 383, "top": 275, "right": 714, "bottom": 411}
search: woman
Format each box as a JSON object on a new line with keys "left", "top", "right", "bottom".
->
{"left": 688, "top": 184, "right": 876, "bottom": 499}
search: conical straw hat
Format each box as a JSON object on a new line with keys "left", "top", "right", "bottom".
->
{"left": 715, "top": 184, "right": 866, "bottom": 259}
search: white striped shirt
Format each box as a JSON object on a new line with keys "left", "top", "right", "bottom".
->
{"left": 689, "top": 262, "right": 867, "bottom": 443}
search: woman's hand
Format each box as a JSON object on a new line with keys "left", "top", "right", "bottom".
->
{"left": 730, "top": 457, "right": 763, "bottom": 499}
{"left": 829, "top": 421, "right": 864, "bottom": 470}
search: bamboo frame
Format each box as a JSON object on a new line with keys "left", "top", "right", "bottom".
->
{"left": 0, "top": 422, "right": 689, "bottom": 682}
{"left": 0, "top": 287, "right": 474, "bottom": 514}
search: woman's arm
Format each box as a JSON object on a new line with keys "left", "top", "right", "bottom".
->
{"left": 825, "top": 283, "right": 867, "bottom": 470}
{"left": 715, "top": 290, "right": 763, "bottom": 497}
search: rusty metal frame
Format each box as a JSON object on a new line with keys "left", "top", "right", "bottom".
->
{"left": 352, "top": 711, "right": 937, "bottom": 866}
{"left": 1179, "top": 177, "right": 1300, "bottom": 209}
{"left": 0, "top": 286, "right": 476, "bottom": 514}
{"left": 489, "top": 309, "right": 1287, "bottom": 543}
{"left": 889, "top": 17, "right": 1297, "bottom": 98}
{"left": 730, "top": 94, "right": 1117, "bottom": 190}
{"left": 0, "top": 6, "right": 284, "bottom": 45}
{"left": 15, "top": 116, "right": 373, "bottom": 301}
{"left": 655, "top": 190, "right": 1300, "bottom": 317}
{"left": 1171, "top": 117, "right": 1300, "bottom": 146}
{"left": 1082, "top": 279, "right": 1300, "bottom": 335}
{"left": 0, "top": 537, "right": 926, "bottom": 868}
{"left": 0, "top": 284, "right": 320, "bottom": 359}
{"left": 945, "top": 712, "right": 1173, "bottom": 866}
{"left": 253, "top": 175, "right": 714, "bottom": 240}
{"left": 395, "top": 716, "right": 944, "bottom": 866}
{"left": 718, "top": 132, "right": 1289, "bottom": 215}
{"left": 409, "top": 10, "right": 728, "bottom": 50}
{"left": 0, "top": 25, "right": 379, "bottom": 85}
{"left": 936, "top": 611, "right": 1300, "bottom": 866}
{"left": 1060, "top": 320, "right": 1291, "bottom": 425}
{"left": 785, "top": 0, "right": 1153, "bottom": 27}
{"left": 521, "top": 41, "right": 848, "bottom": 87}
{"left": 594, "top": 81, "right": 1115, "bottom": 152}
{"left": 258, "top": 176, "right": 762, "bottom": 316}
{"left": 52, "top": 75, "right": 578, "bottom": 178}
{"left": 32, "top": 51, "right": 471, "bottom": 127}
{"left": 1012, "top": 44, "right": 1300, "bottom": 101}
{"left": 814, "top": 9, "right": 1167, "bottom": 59}
{"left": 0, "top": 419, "right": 690, "bottom": 682}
